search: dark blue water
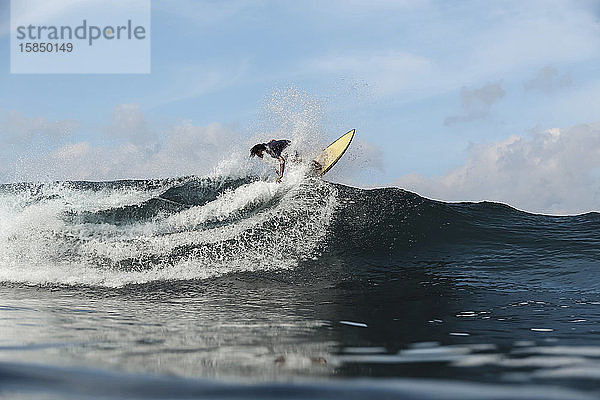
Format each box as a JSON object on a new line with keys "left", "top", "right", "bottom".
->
{"left": 0, "top": 174, "right": 599, "bottom": 399}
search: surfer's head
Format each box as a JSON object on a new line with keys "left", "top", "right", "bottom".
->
{"left": 250, "top": 143, "right": 267, "bottom": 158}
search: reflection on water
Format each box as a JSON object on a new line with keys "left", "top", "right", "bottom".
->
{"left": 1, "top": 263, "right": 600, "bottom": 398}
{"left": 0, "top": 280, "right": 336, "bottom": 381}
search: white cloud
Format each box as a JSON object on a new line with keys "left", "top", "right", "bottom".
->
{"left": 39, "top": 122, "right": 239, "bottom": 182}
{"left": 53, "top": 141, "right": 89, "bottom": 160}
{"left": 0, "top": 97, "right": 379, "bottom": 185}
{"left": 0, "top": 110, "right": 78, "bottom": 145}
{"left": 524, "top": 66, "right": 572, "bottom": 93}
{"left": 444, "top": 83, "right": 505, "bottom": 126}
{"left": 107, "top": 103, "right": 156, "bottom": 147}
{"left": 393, "top": 123, "right": 600, "bottom": 215}
{"left": 0, "top": 105, "right": 241, "bottom": 183}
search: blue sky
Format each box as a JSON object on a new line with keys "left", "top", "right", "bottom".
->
{"left": 1, "top": 0, "right": 600, "bottom": 213}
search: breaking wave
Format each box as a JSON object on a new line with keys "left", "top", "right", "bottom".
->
{"left": 1, "top": 164, "right": 599, "bottom": 290}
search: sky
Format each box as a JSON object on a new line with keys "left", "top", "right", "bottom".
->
{"left": 0, "top": 0, "right": 600, "bottom": 214}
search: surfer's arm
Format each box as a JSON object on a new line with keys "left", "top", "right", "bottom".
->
{"left": 276, "top": 157, "right": 285, "bottom": 183}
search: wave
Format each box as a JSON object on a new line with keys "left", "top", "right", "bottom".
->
{"left": 0, "top": 167, "right": 599, "bottom": 289}
{"left": 0, "top": 166, "right": 336, "bottom": 287}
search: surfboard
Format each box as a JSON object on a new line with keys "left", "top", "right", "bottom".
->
{"left": 313, "top": 129, "right": 355, "bottom": 176}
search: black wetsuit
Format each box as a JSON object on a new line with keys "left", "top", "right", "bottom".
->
{"left": 265, "top": 140, "right": 291, "bottom": 159}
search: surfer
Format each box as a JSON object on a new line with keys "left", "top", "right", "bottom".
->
{"left": 250, "top": 139, "right": 291, "bottom": 183}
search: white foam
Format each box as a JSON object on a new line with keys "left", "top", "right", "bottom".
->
{"left": 0, "top": 88, "right": 339, "bottom": 288}
{"left": 0, "top": 169, "right": 337, "bottom": 287}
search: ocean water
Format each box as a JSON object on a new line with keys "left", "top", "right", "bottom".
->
{"left": 0, "top": 166, "right": 599, "bottom": 399}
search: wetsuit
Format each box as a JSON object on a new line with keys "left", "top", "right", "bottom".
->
{"left": 265, "top": 139, "right": 291, "bottom": 159}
